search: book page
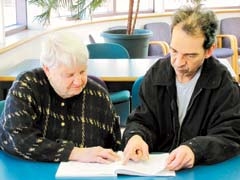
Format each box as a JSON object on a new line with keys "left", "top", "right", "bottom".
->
{"left": 55, "top": 152, "right": 175, "bottom": 178}
{"left": 114, "top": 153, "right": 175, "bottom": 176}
{"left": 56, "top": 161, "right": 116, "bottom": 177}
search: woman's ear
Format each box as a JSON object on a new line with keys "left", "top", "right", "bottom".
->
{"left": 205, "top": 43, "right": 216, "bottom": 59}
{"left": 42, "top": 64, "right": 50, "bottom": 77}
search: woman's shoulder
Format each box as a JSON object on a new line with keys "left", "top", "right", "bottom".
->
{"left": 87, "top": 76, "right": 109, "bottom": 93}
{"left": 13, "top": 68, "right": 49, "bottom": 92}
{"left": 16, "top": 68, "right": 46, "bottom": 81}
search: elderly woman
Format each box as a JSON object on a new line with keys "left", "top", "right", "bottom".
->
{"left": 0, "top": 31, "right": 121, "bottom": 163}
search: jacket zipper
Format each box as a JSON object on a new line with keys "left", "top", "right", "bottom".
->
{"left": 175, "top": 88, "right": 203, "bottom": 147}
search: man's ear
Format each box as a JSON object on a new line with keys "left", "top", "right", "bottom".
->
{"left": 205, "top": 43, "right": 216, "bottom": 59}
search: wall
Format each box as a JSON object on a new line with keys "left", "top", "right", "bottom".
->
{"left": 0, "top": 9, "right": 239, "bottom": 71}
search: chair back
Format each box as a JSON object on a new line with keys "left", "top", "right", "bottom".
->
{"left": 86, "top": 44, "right": 131, "bottom": 126}
{"left": 131, "top": 76, "right": 144, "bottom": 110}
{"left": 88, "top": 34, "right": 96, "bottom": 44}
{"left": 220, "top": 17, "right": 240, "bottom": 54}
{"left": 88, "top": 75, "right": 108, "bottom": 90}
{"left": 144, "top": 22, "right": 171, "bottom": 56}
{"left": 87, "top": 43, "right": 130, "bottom": 59}
{"left": 0, "top": 100, "right": 5, "bottom": 115}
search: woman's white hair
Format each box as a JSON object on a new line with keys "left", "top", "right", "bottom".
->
{"left": 40, "top": 31, "right": 89, "bottom": 68}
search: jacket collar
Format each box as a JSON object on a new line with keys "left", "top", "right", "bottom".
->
{"left": 151, "top": 56, "right": 223, "bottom": 90}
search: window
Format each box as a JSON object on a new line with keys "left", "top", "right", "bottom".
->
{"left": 115, "top": 0, "right": 153, "bottom": 13}
{"left": 203, "top": 0, "right": 240, "bottom": 8}
{"left": 163, "top": 0, "right": 240, "bottom": 10}
{"left": 2, "top": 0, "right": 240, "bottom": 36}
{"left": 3, "top": 0, "right": 16, "bottom": 26}
{"left": 93, "top": 0, "right": 154, "bottom": 16}
{"left": 3, "top": 0, "right": 27, "bottom": 36}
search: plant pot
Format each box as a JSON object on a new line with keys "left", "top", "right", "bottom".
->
{"left": 101, "top": 29, "right": 152, "bottom": 58}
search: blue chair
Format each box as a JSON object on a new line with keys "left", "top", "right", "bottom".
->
{"left": 88, "top": 75, "right": 108, "bottom": 90}
{"left": 88, "top": 34, "right": 96, "bottom": 44}
{"left": 220, "top": 17, "right": 240, "bottom": 56}
{"left": 87, "top": 43, "right": 131, "bottom": 126}
{"left": 218, "top": 17, "right": 240, "bottom": 78}
{"left": 144, "top": 22, "right": 171, "bottom": 58}
{"left": 131, "top": 76, "right": 144, "bottom": 110}
{"left": 87, "top": 43, "right": 130, "bottom": 59}
{"left": 0, "top": 100, "right": 5, "bottom": 115}
{"left": 214, "top": 35, "right": 238, "bottom": 81}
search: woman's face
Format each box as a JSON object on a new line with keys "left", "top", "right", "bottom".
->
{"left": 43, "top": 62, "right": 88, "bottom": 99}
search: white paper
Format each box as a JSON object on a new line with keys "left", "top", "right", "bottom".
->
{"left": 55, "top": 152, "right": 175, "bottom": 178}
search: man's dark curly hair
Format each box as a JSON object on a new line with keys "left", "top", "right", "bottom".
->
{"left": 171, "top": 4, "right": 218, "bottom": 49}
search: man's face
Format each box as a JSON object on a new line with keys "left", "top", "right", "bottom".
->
{"left": 170, "top": 24, "right": 213, "bottom": 82}
{"left": 43, "top": 63, "right": 88, "bottom": 99}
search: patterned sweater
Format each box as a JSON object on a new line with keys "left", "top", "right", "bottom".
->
{"left": 0, "top": 68, "right": 121, "bottom": 162}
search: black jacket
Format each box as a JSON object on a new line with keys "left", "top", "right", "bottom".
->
{"left": 123, "top": 56, "right": 240, "bottom": 165}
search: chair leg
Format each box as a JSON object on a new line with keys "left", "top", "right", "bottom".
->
{"left": 114, "top": 101, "right": 130, "bottom": 127}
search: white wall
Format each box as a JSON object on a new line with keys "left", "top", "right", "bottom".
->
{"left": 0, "top": 36, "right": 44, "bottom": 70}
{"left": 0, "top": 0, "right": 5, "bottom": 45}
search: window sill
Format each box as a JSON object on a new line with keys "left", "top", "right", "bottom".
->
{"left": 5, "top": 24, "right": 27, "bottom": 36}
{"left": 0, "top": 29, "right": 44, "bottom": 54}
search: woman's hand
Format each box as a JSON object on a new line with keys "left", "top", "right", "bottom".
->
{"left": 69, "top": 146, "right": 120, "bottom": 163}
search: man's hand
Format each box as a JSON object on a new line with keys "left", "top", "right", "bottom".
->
{"left": 69, "top": 146, "right": 120, "bottom": 163}
{"left": 122, "top": 135, "right": 149, "bottom": 164}
{"left": 166, "top": 145, "right": 195, "bottom": 171}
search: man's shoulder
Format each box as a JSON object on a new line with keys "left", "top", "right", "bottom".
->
{"left": 145, "top": 55, "right": 173, "bottom": 84}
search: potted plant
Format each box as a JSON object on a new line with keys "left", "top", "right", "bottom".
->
{"left": 127, "top": 0, "right": 139, "bottom": 35}
{"left": 28, "top": 0, "right": 106, "bottom": 25}
{"left": 101, "top": 0, "right": 153, "bottom": 58}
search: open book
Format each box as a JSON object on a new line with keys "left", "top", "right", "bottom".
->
{"left": 55, "top": 152, "right": 175, "bottom": 178}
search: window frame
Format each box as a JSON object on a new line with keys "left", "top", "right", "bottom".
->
{"left": 3, "top": 0, "right": 240, "bottom": 36}
{"left": 91, "top": 0, "right": 154, "bottom": 17}
{"left": 4, "top": 0, "right": 27, "bottom": 36}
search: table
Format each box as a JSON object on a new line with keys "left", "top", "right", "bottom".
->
{"left": 0, "top": 58, "right": 236, "bottom": 82}
{"left": 0, "top": 58, "right": 158, "bottom": 99}
{"left": 0, "top": 151, "right": 240, "bottom": 180}
{"left": 0, "top": 58, "right": 236, "bottom": 100}
{"left": 0, "top": 58, "right": 158, "bottom": 82}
